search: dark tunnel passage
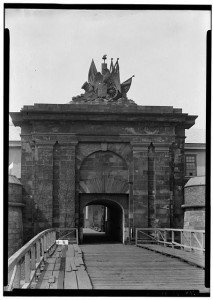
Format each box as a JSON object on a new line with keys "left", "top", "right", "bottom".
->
{"left": 82, "top": 199, "right": 124, "bottom": 244}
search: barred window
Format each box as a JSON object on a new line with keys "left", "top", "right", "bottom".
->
{"left": 185, "top": 155, "right": 197, "bottom": 176}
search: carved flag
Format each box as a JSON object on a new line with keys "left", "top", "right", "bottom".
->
{"left": 88, "top": 59, "right": 97, "bottom": 86}
{"left": 110, "top": 59, "right": 114, "bottom": 72}
{"left": 121, "top": 76, "right": 134, "bottom": 95}
{"left": 110, "top": 61, "right": 121, "bottom": 92}
{"left": 93, "top": 72, "right": 103, "bottom": 92}
{"left": 103, "top": 68, "right": 111, "bottom": 83}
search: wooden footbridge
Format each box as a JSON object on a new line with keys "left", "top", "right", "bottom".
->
{"left": 5, "top": 228, "right": 209, "bottom": 295}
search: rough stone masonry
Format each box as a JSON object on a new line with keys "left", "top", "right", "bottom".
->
{"left": 10, "top": 57, "right": 197, "bottom": 244}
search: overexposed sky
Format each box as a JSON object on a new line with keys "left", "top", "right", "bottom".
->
{"left": 5, "top": 8, "right": 211, "bottom": 129}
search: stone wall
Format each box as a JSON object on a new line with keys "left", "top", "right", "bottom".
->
{"left": 8, "top": 175, "right": 24, "bottom": 257}
{"left": 182, "top": 176, "right": 205, "bottom": 251}
{"left": 155, "top": 148, "right": 171, "bottom": 228}
{"left": 132, "top": 147, "right": 149, "bottom": 229}
{"left": 53, "top": 142, "right": 76, "bottom": 228}
{"left": 183, "top": 176, "right": 205, "bottom": 230}
{"left": 79, "top": 150, "right": 129, "bottom": 194}
{"left": 10, "top": 103, "right": 196, "bottom": 243}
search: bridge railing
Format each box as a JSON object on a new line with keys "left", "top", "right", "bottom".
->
{"left": 55, "top": 227, "right": 79, "bottom": 245}
{"left": 135, "top": 228, "right": 205, "bottom": 253}
{"left": 6, "top": 227, "right": 78, "bottom": 291}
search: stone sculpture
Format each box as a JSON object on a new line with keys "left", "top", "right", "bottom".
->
{"left": 71, "top": 55, "right": 135, "bottom": 105}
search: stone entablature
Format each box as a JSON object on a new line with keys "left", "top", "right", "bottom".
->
{"left": 11, "top": 103, "right": 197, "bottom": 243}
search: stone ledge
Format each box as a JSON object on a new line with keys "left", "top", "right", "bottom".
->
{"left": 21, "top": 103, "right": 178, "bottom": 114}
{"left": 181, "top": 204, "right": 205, "bottom": 209}
{"left": 184, "top": 176, "right": 205, "bottom": 188}
{"left": 8, "top": 202, "right": 25, "bottom": 207}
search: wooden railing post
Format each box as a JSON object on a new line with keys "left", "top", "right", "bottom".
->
{"left": 36, "top": 241, "right": 40, "bottom": 264}
{"left": 41, "top": 237, "right": 44, "bottom": 257}
{"left": 13, "top": 263, "right": 21, "bottom": 288}
{"left": 49, "top": 231, "right": 52, "bottom": 249}
{"left": 180, "top": 231, "right": 183, "bottom": 250}
{"left": 202, "top": 232, "right": 205, "bottom": 252}
{"left": 189, "top": 231, "right": 192, "bottom": 251}
{"left": 46, "top": 232, "right": 49, "bottom": 251}
{"left": 76, "top": 228, "right": 79, "bottom": 245}
{"left": 53, "top": 230, "right": 56, "bottom": 244}
{"left": 30, "top": 245, "right": 36, "bottom": 271}
{"left": 135, "top": 229, "right": 138, "bottom": 246}
{"left": 43, "top": 234, "right": 47, "bottom": 261}
{"left": 24, "top": 252, "right": 30, "bottom": 283}
{"left": 49, "top": 231, "right": 52, "bottom": 248}
{"left": 157, "top": 230, "right": 160, "bottom": 245}
{"left": 50, "top": 231, "right": 53, "bottom": 246}
{"left": 48, "top": 232, "right": 50, "bottom": 248}
{"left": 171, "top": 230, "right": 174, "bottom": 248}
{"left": 47, "top": 231, "right": 50, "bottom": 248}
{"left": 164, "top": 230, "right": 167, "bottom": 247}
{"left": 7, "top": 265, "right": 19, "bottom": 290}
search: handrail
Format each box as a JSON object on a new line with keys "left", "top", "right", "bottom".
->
{"left": 135, "top": 228, "right": 205, "bottom": 253}
{"left": 55, "top": 228, "right": 79, "bottom": 245}
{"left": 8, "top": 229, "right": 54, "bottom": 274}
{"left": 136, "top": 228, "right": 205, "bottom": 233}
{"left": 6, "top": 227, "right": 79, "bottom": 291}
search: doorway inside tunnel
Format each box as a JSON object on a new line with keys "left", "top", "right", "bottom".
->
{"left": 81, "top": 198, "right": 125, "bottom": 244}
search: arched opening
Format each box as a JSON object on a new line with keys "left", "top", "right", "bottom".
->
{"left": 82, "top": 199, "right": 124, "bottom": 244}
{"left": 78, "top": 150, "right": 129, "bottom": 244}
{"left": 79, "top": 150, "right": 129, "bottom": 194}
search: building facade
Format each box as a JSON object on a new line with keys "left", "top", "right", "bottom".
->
{"left": 9, "top": 58, "right": 201, "bottom": 244}
{"left": 10, "top": 103, "right": 197, "bottom": 244}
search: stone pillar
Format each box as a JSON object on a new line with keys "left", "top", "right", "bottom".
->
{"left": 33, "top": 141, "right": 55, "bottom": 234}
{"left": 53, "top": 142, "right": 76, "bottom": 228}
{"left": 132, "top": 143, "right": 149, "bottom": 230}
{"left": 128, "top": 181, "right": 133, "bottom": 242}
{"left": 75, "top": 167, "right": 81, "bottom": 242}
{"left": 171, "top": 127, "right": 185, "bottom": 228}
{"left": 21, "top": 139, "right": 35, "bottom": 243}
{"left": 155, "top": 144, "right": 171, "bottom": 228}
{"left": 8, "top": 175, "right": 24, "bottom": 257}
{"left": 148, "top": 143, "right": 157, "bottom": 228}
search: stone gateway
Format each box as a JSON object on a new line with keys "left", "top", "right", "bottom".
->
{"left": 10, "top": 57, "right": 197, "bottom": 244}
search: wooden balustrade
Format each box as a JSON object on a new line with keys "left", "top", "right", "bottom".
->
{"left": 6, "top": 227, "right": 79, "bottom": 291}
{"left": 135, "top": 228, "right": 205, "bottom": 252}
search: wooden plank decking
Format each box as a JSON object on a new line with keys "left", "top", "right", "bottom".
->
{"left": 137, "top": 243, "right": 205, "bottom": 269}
{"left": 80, "top": 243, "right": 209, "bottom": 292}
{"left": 32, "top": 242, "right": 208, "bottom": 293}
{"left": 34, "top": 244, "right": 92, "bottom": 289}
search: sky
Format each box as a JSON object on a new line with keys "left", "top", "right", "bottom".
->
{"left": 5, "top": 8, "right": 211, "bottom": 130}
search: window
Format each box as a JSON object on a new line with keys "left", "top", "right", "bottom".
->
{"left": 185, "top": 155, "right": 197, "bottom": 176}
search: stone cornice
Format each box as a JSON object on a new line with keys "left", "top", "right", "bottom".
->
{"left": 8, "top": 202, "right": 25, "bottom": 207}
{"left": 10, "top": 105, "right": 197, "bottom": 130}
{"left": 181, "top": 204, "right": 205, "bottom": 209}
{"left": 58, "top": 141, "right": 78, "bottom": 146}
{"left": 131, "top": 142, "right": 171, "bottom": 152}
{"left": 35, "top": 141, "right": 56, "bottom": 147}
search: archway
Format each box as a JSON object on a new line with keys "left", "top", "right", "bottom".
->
{"left": 79, "top": 150, "right": 129, "bottom": 194}
{"left": 82, "top": 198, "right": 124, "bottom": 244}
{"left": 78, "top": 150, "right": 130, "bottom": 244}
